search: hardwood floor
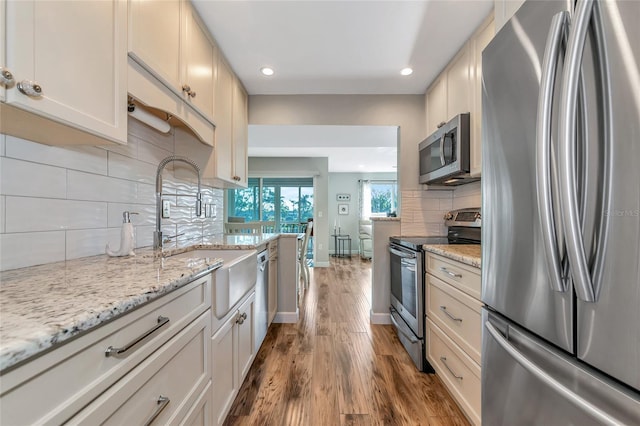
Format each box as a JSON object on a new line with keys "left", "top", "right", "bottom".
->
{"left": 224, "top": 257, "right": 470, "bottom": 426}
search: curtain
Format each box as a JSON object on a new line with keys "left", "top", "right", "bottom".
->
{"left": 359, "top": 179, "right": 371, "bottom": 219}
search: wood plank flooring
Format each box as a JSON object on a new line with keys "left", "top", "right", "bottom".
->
{"left": 224, "top": 257, "right": 470, "bottom": 426}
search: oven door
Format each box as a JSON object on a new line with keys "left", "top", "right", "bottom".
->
{"left": 389, "top": 243, "right": 423, "bottom": 337}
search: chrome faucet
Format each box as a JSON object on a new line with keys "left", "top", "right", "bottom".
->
{"left": 154, "top": 156, "right": 202, "bottom": 250}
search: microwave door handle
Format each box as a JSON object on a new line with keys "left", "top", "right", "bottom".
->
{"left": 439, "top": 134, "right": 446, "bottom": 166}
{"left": 535, "top": 11, "right": 569, "bottom": 293}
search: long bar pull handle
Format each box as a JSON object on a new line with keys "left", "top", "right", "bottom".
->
{"left": 439, "top": 357, "right": 463, "bottom": 380}
{"left": 143, "top": 395, "right": 170, "bottom": 426}
{"left": 439, "top": 134, "right": 446, "bottom": 166}
{"left": 389, "top": 308, "right": 419, "bottom": 344}
{"left": 439, "top": 306, "right": 463, "bottom": 323}
{"left": 558, "top": 0, "right": 596, "bottom": 302}
{"left": 485, "top": 321, "right": 620, "bottom": 425}
{"left": 536, "top": 11, "right": 569, "bottom": 293}
{"left": 439, "top": 267, "right": 462, "bottom": 279}
{"left": 105, "top": 316, "right": 170, "bottom": 357}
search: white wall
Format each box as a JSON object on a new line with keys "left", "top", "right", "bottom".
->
{"left": 0, "top": 118, "right": 224, "bottom": 271}
{"left": 248, "top": 156, "right": 329, "bottom": 266}
{"left": 248, "top": 95, "right": 425, "bottom": 194}
{"left": 328, "top": 172, "right": 396, "bottom": 254}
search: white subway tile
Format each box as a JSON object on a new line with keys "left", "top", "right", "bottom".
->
{"left": 137, "top": 138, "right": 173, "bottom": 166}
{"left": 453, "top": 181, "right": 481, "bottom": 198}
{"left": 0, "top": 157, "right": 67, "bottom": 198}
{"left": 5, "top": 197, "right": 107, "bottom": 232}
{"left": 0, "top": 196, "right": 5, "bottom": 233}
{"left": 137, "top": 183, "right": 156, "bottom": 205}
{"left": 0, "top": 231, "right": 65, "bottom": 271}
{"left": 100, "top": 134, "right": 137, "bottom": 158}
{"left": 128, "top": 117, "right": 174, "bottom": 152}
{"left": 135, "top": 225, "right": 154, "bottom": 248}
{"left": 67, "top": 228, "right": 110, "bottom": 259}
{"left": 108, "top": 152, "right": 156, "bottom": 184}
{"left": 67, "top": 170, "right": 138, "bottom": 203}
{"left": 420, "top": 197, "right": 441, "bottom": 211}
{"left": 108, "top": 203, "right": 155, "bottom": 227}
{"left": 5, "top": 136, "right": 108, "bottom": 175}
{"left": 439, "top": 198, "right": 453, "bottom": 211}
{"left": 177, "top": 223, "right": 203, "bottom": 242}
{"left": 0, "top": 134, "right": 6, "bottom": 155}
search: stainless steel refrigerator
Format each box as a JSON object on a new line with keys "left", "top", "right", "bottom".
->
{"left": 482, "top": 0, "right": 640, "bottom": 424}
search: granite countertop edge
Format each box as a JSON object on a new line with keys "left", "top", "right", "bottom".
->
{"left": 423, "top": 244, "right": 482, "bottom": 268}
{"left": 0, "top": 232, "right": 289, "bottom": 372}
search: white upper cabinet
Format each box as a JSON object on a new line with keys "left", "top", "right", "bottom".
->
{"left": 471, "top": 16, "right": 495, "bottom": 177}
{"left": 232, "top": 78, "right": 248, "bottom": 187}
{"left": 129, "top": 0, "right": 214, "bottom": 122}
{"left": 182, "top": 3, "right": 215, "bottom": 119}
{"left": 213, "top": 57, "right": 235, "bottom": 183}
{"left": 446, "top": 45, "right": 472, "bottom": 119}
{"left": 1, "top": 0, "right": 128, "bottom": 145}
{"left": 426, "top": 74, "right": 448, "bottom": 135}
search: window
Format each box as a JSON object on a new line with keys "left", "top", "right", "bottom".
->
{"left": 360, "top": 180, "right": 397, "bottom": 218}
{"left": 227, "top": 178, "right": 314, "bottom": 231}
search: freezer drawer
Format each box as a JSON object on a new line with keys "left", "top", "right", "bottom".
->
{"left": 482, "top": 309, "right": 640, "bottom": 426}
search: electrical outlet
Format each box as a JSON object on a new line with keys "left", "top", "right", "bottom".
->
{"left": 318, "top": 211, "right": 323, "bottom": 218}
{"left": 318, "top": 243, "right": 323, "bottom": 250}
{"left": 336, "top": 193, "right": 351, "bottom": 201}
{"left": 162, "top": 199, "right": 171, "bottom": 218}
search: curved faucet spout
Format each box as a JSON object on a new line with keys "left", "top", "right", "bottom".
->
{"left": 154, "top": 155, "right": 202, "bottom": 250}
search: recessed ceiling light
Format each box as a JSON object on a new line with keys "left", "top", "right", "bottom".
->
{"left": 400, "top": 67, "right": 413, "bottom": 76}
{"left": 260, "top": 67, "right": 274, "bottom": 76}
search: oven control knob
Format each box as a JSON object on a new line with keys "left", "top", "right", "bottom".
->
{"left": 444, "top": 212, "right": 454, "bottom": 221}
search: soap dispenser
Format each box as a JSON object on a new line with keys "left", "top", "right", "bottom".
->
{"left": 106, "top": 211, "right": 138, "bottom": 257}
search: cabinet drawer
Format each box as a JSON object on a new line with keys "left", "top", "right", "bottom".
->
{"left": 68, "top": 311, "right": 211, "bottom": 425}
{"left": 426, "top": 253, "right": 481, "bottom": 299}
{"left": 427, "top": 274, "right": 483, "bottom": 364}
{"left": 0, "top": 275, "right": 211, "bottom": 426}
{"left": 427, "top": 319, "right": 481, "bottom": 426}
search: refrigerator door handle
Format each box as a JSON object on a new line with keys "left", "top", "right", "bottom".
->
{"left": 558, "top": 0, "right": 596, "bottom": 302}
{"left": 536, "top": 10, "right": 569, "bottom": 293}
{"left": 485, "top": 321, "right": 621, "bottom": 425}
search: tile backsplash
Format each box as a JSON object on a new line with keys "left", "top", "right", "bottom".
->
{"left": 400, "top": 181, "right": 482, "bottom": 236}
{"left": 0, "top": 118, "right": 223, "bottom": 271}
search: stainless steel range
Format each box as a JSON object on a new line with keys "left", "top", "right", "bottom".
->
{"left": 389, "top": 208, "right": 481, "bottom": 372}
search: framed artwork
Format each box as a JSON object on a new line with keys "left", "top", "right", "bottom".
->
{"left": 338, "top": 204, "right": 349, "bottom": 215}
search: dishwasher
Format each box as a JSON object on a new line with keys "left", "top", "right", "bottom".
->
{"left": 255, "top": 249, "right": 269, "bottom": 350}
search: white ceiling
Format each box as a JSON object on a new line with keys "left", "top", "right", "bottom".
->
{"left": 193, "top": 1, "right": 493, "bottom": 172}
{"left": 248, "top": 125, "right": 398, "bottom": 173}
{"left": 193, "top": 0, "right": 494, "bottom": 95}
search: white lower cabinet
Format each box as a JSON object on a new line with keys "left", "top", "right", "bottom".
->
{"left": 68, "top": 311, "right": 211, "bottom": 425}
{"left": 211, "top": 291, "right": 256, "bottom": 426}
{"left": 425, "top": 252, "right": 482, "bottom": 426}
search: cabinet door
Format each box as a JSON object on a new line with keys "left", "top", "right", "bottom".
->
{"left": 232, "top": 78, "right": 248, "bottom": 187}
{"left": 426, "top": 74, "right": 447, "bottom": 134}
{"left": 268, "top": 256, "right": 278, "bottom": 325}
{"left": 128, "top": 0, "right": 182, "bottom": 94}
{"left": 471, "top": 17, "right": 495, "bottom": 177}
{"left": 5, "top": 0, "right": 127, "bottom": 144}
{"left": 237, "top": 292, "right": 255, "bottom": 380}
{"left": 183, "top": 3, "right": 214, "bottom": 119}
{"left": 211, "top": 315, "right": 237, "bottom": 426}
{"left": 446, "top": 45, "right": 472, "bottom": 119}
{"left": 213, "top": 58, "right": 234, "bottom": 183}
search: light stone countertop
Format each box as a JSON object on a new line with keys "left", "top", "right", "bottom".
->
{"left": 423, "top": 244, "right": 481, "bottom": 268}
{"left": 0, "top": 233, "right": 291, "bottom": 372}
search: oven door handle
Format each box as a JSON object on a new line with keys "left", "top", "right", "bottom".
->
{"left": 389, "top": 308, "right": 419, "bottom": 344}
{"left": 401, "top": 259, "right": 416, "bottom": 272}
{"left": 389, "top": 246, "right": 416, "bottom": 259}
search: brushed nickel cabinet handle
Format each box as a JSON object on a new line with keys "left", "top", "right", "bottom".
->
{"left": 440, "top": 356, "right": 463, "bottom": 380}
{"left": 182, "top": 84, "right": 191, "bottom": 93}
{"left": 439, "top": 306, "right": 463, "bottom": 322}
{"left": 17, "top": 80, "right": 42, "bottom": 98}
{"left": 0, "top": 67, "right": 14, "bottom": 85}
{"left": 440, "top": 267, "right": 462, "bottom": 278}
{"left": 143, "top": 395, "right": 170, "bottom": 426}
{"left": 189, "top": 91, "right": 196, "bottom": 98}
{"left": 105, "top": 316, "right": 170, "bottom": 357}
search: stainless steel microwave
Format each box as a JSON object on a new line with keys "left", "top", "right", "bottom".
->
{"left": 419, "top": 113, "right": 478, "bottom": 185}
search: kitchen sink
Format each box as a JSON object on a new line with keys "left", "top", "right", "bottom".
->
{"left": 172, "top": 249, "right": 257, "bottom": 318}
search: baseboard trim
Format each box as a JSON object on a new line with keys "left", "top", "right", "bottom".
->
{"left": 273, "top": 311, "right": 299, "bottom": 323}
{"left": 314, "top": 261, "right": 330, "bottom": 268}
{"left": 370, "top": 312, "right": 392, "bottom": 325}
